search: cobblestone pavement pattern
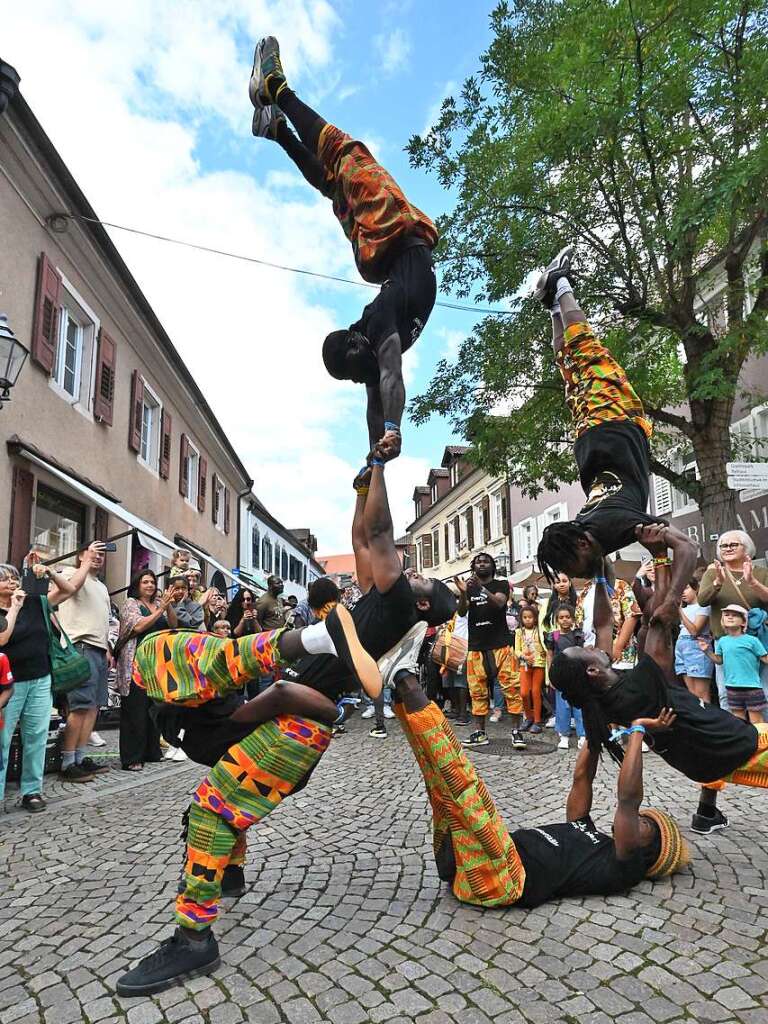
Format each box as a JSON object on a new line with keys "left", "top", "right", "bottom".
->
{"left": 1, "top": 716, "right": 767, "bottom": 1024}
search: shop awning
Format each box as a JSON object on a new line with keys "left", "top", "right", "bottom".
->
{"left": 20, "top": 447, "right": 178, "bottom": 557}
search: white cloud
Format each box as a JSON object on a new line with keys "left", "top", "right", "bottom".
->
{"left": 434, "top": 327, "right": 466, "bottom": 363}
{"left": 3, "top": 1, "right": 423, "bottom": 552}
{"left": 374, "top": 28, "right": 412, "bottom": 76}
{"left": 421, "top": 79, "right": 457, "bottom": 137}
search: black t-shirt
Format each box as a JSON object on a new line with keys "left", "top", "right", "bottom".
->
{"left": 544, "top": 628, "right": 584, "bottom": 655}
{"left": 293, "top": 573, "right": 419, "bottom": 700}
{"left": 512, "top": 816, "right": 654, "bottom": 908}
{"left": 600, "top": 655, "right": 759, "bottom": 783}
{"left": 467, "top": 579, "right": 511, "bottom": 652}
{"left": 154, "top": 694, "right": 255, "bottom": 768}
{"left": 574, "top": 421, "right": 661, "bottom": 555}
{"left": 0, "top": 596, "right": 51, "bottom": 682}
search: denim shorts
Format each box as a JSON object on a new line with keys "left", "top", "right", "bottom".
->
{"left": 68, "top": 644, "right": 109, "bottom": 710}
{"left": 674, "top": 638, "right": 714, "bottom": 680}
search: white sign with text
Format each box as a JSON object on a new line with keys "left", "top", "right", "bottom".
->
{"left": 727, "top": 461, "right": 768, "bottom": 490}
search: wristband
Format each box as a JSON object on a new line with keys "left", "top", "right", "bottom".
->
{"left": 594, "top": 575, "right": 615, "bottom": 596}
{"left": 384, "top": 421, "right": 401, "bottom": 434}
{"left": 371, "top": 458, "right": 384, "bottom": 467}
{"left": 354, "top": 485, "right": 369, "bottom": 496}
{"left": 623, "top": 724, "right": 646, "bottom": 737}
{"left": 653, "top": 556, "right": 671, "bottom": 567}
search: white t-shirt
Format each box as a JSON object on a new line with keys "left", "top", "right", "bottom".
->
{"left": 56, "top": 568, "right": 110, "bottom": 648}
{"left": 680, "top": 602, "right": 711, "bottom": 638}
{"left": 452, "top": 613, "right": 468, "bottom": 642}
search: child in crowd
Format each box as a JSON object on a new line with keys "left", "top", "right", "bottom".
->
{"left": 170, "top": 548, "right": 191, "bottom": 573}
{"left": 212, "top": 619, "right": 231, "bottom": 638}
{"left": 0, "top": 646, "right": 14, "bottom": 772}
{"left": 544, "top": 605, "right": 586, "bottom": 750}
{"left": 675, "top": 579, "right": 714, "bottom": 703}
{"left": 515, "top": 605, "right": 547, "bottom": 732}
{"left": 698, "top": 604, "right": 768, "bottom": 723}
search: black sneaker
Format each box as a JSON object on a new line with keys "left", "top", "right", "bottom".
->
{"left": 115, "top": 927, "right": 220, "bottom": 996}
{"left": 462, "top": 730, "right": 489, "bottom": 748}
{"left": 533, "top": 244, "right": 574, "bottom": 307}
{"left": 369, "top": 726, "right": 388, "bottom": 739}
{"left": 249, "top": 36, "right": 286, "bottom": 108}
{"left": 221, "top": 865, "right": 246, "bottom": 899}
{"left": 79, "top": 756, "right": 110, "bottom": 774}
{"left": 325, "top": 604, "right": 381, "bottom": 698}
{"left": 511, "top": 730, "right": 528, "bottom": 750}
{"left": 691, "top": 809, "right": 729, "bottom": 835}
{"left": 20, "top": 793, "right": 46, "bottom": 813}
{"left": 59, "top": 763, "right": 96, "bottom": 783}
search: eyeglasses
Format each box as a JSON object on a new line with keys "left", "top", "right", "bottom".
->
{"left": 719, "top": 542, "right": 743, "bottom": 549}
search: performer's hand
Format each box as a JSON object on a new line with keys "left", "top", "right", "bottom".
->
{"left": 453, "top": 575, "right": 467, "bottom": 594}
{"left": 632, "top": 707, "right": 676, "bottom": 732}
{"left": 377, "top": 429, "right": 401, "bottom": 462}
{"left": 635, "top": 523, "right": 668, "bottom": 556}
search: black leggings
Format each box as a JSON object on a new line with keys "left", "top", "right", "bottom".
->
{"left": 119, "top": 681, "right": 162, "bottom": 767}
{"left": 274, "top": 88, "right": 334, "bottom": 199}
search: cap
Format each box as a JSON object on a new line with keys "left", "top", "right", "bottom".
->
{"left": 722, "top": 604, "right": 748, "bottom": 619}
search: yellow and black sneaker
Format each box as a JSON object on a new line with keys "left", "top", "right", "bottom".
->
{"left": 249, "top": 36, "right": 287, "bottom": 109}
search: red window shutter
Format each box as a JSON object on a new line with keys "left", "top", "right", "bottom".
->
{"left": 93, "top": 329, "right": 117, "bottom": 425}
{"left": 128, "top": 370, "right": 144, "bottom": 452}
{"left": 159, "top": 410, "right": 172, "bottom": 480}
{"left": 224, "top": 487, "right": 231, "bottom": 535}
{"left": 9, "top": 466, "right": 34, "bottom": 567}
{"left": 94, "top": 507, "right": 109, "bottom": 542}
{"left": 197, "top": 456, "right": 207, "bottom": 513}
{"left": 31, "top": 253, "right": 61, "bottom": 374}
{"left": 179, "top": 434, "right": 189, "bottom": 496}
{"left": 211, "top": 472, "right": 219, "bottom": 524}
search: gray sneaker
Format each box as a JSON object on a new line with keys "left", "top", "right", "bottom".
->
{"left": 533, "top": 244, "right": 574, "bottom": 307}
{"left": 252, "top": 104, "right": 285, "bottom": 140}
{"left": 378, "top": 622, "right": 428, "bottom": 689}
{"left": 248, "top": 36, "right": 286, "bottom": 108}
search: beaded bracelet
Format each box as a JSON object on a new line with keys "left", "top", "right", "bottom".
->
{"left": 623, "top": 724, "right": 646, "bottom": 737}
{"left": 384, "top": 421, "right": 401, "bottom": 434}
{"left": 653, "top": 556, "right": 672, "bottom": 567}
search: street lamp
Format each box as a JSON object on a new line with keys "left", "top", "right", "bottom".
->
{"left": 0, "top": 315, "right": 29, "bottom": 406}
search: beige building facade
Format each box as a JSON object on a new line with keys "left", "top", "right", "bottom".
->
{"left": 408, "top": 447, "right": 511, "bottom": 579}
{"left": 1, "top": 86, "right": 253, "bottom": 598}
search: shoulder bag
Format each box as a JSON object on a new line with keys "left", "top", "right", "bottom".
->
{"left": 42, "top": 597, "right": 92, "bottom": 694}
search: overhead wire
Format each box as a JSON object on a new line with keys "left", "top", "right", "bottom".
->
{"left": 68, "top": 214, "right": 516, "bottom": 317}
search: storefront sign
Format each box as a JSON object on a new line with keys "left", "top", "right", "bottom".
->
{"left": 727, "top": 461, "right": 768, "bottom": 490}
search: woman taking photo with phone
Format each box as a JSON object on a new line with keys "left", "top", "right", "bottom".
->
{"left": 0, "top": 556, "right": 77, "bottom": 812}
{"left": 116, "top": 570, "right": 177, "bottom": 771}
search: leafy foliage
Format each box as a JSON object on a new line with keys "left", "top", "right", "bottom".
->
{"left": 409, "top": 0, "right": 768, "bottom": 523}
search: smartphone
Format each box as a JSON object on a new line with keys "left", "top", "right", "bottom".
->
{"left": 21, "top": 569, "right": 49, "bottom": 596}
{"left": 103, "top": 542, "right": 117, "bottom": 552}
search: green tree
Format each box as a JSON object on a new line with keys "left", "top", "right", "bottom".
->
{"left": 409, "top": 0, "right": 768, "bottom": 549}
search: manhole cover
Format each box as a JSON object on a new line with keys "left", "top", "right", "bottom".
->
{"left": 470, "top": 736, "right": 557, "bottom": 757}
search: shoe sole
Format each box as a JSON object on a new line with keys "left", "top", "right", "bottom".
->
{"left": 221, "top": 887, "right": 247, "bottom": 899}
{"left": 334, "top": 605, "right": 382, "bottom": 698}
{"left": 690, "top": 822, "right": 728, "bottom": 835}
{"left": 533, "top": 244, "right": 574, "bottom": 300}
{"left": 378, "top": 623, "right": 428, "bottom": 688}
{"left": 462, "top": 740, "right": 490, "bottom": 747}
{"left": 115, "top": 956, "right": 221, "bottom": 997}
{"left": 248, "top": 42, "right": 264, "bottom": 108}
{"left": 59, "top": 774, "right": 96, "bottom": 782}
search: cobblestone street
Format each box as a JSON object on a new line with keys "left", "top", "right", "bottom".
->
{"left": 1, "top": 715, "right": 767, "bottom": 1024}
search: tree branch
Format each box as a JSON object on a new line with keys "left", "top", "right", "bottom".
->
{"left": 646, "top": 406, "right": 695, "bottom": 437}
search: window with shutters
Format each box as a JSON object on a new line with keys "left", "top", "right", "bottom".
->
{"left": 432, "top": 526, "right": 440, "bottom": 567}
{"left": 262, "top": 536, "right": 273, "bottom": 574}
{"left": 281, "top": 549, "right": 289, "bottom": 579}
{"left": 251, "top": 524, "right": 261, "bottom": 569}
{"left": 491, "top": 491, "right": 505, "bottom": 539}
{"left": 49, "top": 277, "right": 98, "bottom": 412}
{"left": 213, "top": 476, "right": 226, "bottom": 531}
{"left": 33, "top": 484, "right": 86, "bottom": 561}
{"left": 444, "top": 523, "right": 450, "bottom": 562}
{"left": 421, "top": 534, "right": 433, "bottom": 569}
{"left": 672, "top": 459, "right": 698, "bottom": 513}
{"left": 482, "top": 496, "right": 491, "bottom": 544}
{"left": 137, "top": 382, "right": 162, "bottom": 472}
{"left": 184, "top": 440, "right": 200, "bottom": 506}
{"left": 514, "top": 517, "right": 536, "bottom": 563}
{"left": 464, "top": 506, "right": 474, "bottom": 550}
{"left": 652, "top": 475, "right": 673, "bottom": 517}
{"left": 453, "top": 516, "right": 460, "bottom": 555}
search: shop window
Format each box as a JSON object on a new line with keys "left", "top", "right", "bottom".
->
{"left": 33, "top": 484, "right": 85, "bottom": 561}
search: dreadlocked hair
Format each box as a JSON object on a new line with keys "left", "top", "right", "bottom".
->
{"left": 549, "top": 652, "right": 625, "bottom": 766}
{"left": 470, "top": 552, "right": 497, "bottom": 576}
{"left": 537, "top": 521, "right": 590, "bottom": 585}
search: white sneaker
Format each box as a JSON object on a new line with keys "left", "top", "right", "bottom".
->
{"left": 361, "top": 706, "right": 376, "bottom": 719}
{"left": 88, "top": 731, "right": 107, "bottom": 747}
{"left": 163, "top": 746, "right": 179, "bottom": 760}
{"left": 489, "top": 709, "right": 502, "bottom": 723}
{"left": 546, "top": 717, "right": 556, "bottom": 729}
{"left": 642, "top": 742, "right": 650, "bottom": 753}
{"left": 577, "top": 737, "right": 587, "bottom": 750}
{"left": 171, "top": 747, "right": 188, "bottom": 762}
{"left": 557, "top": 735, "right": 570, "bottom": 750}
{"left": 383, "top": 705, "right": 396, "bottom": 719}
{"left": 378, "top": 622, "right": 428, "bottom": 688}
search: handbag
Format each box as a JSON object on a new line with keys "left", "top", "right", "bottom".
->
{"left": 432, "top": 616, "right": 468, "bottom": 674}
{"left": 42, "top": 597, "right": 92, "bottom": 694}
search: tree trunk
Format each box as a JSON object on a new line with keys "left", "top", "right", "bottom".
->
{"left": 691, "top": 409, "right": 737, "bottom": 562}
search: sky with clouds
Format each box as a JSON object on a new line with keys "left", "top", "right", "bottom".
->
{"left": 3, "top": 0, "right": 498, "bottom": 554}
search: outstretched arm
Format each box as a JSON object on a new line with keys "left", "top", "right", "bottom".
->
{"left": 351, "top": 473, "right": 373, "bottom": 594}
{"left": 363, "top": 464, "right": 403, "bottom": 593}
{"left": 376, "top": 333, "right": 404, "bottom": 453}
{"left": 566, "top": 743, "right": 600, "bottom": 821}
{"left": 613, "top": 708, "right": 676, "bottom": 859}
{"left": 636, "top": 525, "right": 686, "bottom": 680}
{"left": 230, "top": 679, "right": 339, "bottom": 727}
